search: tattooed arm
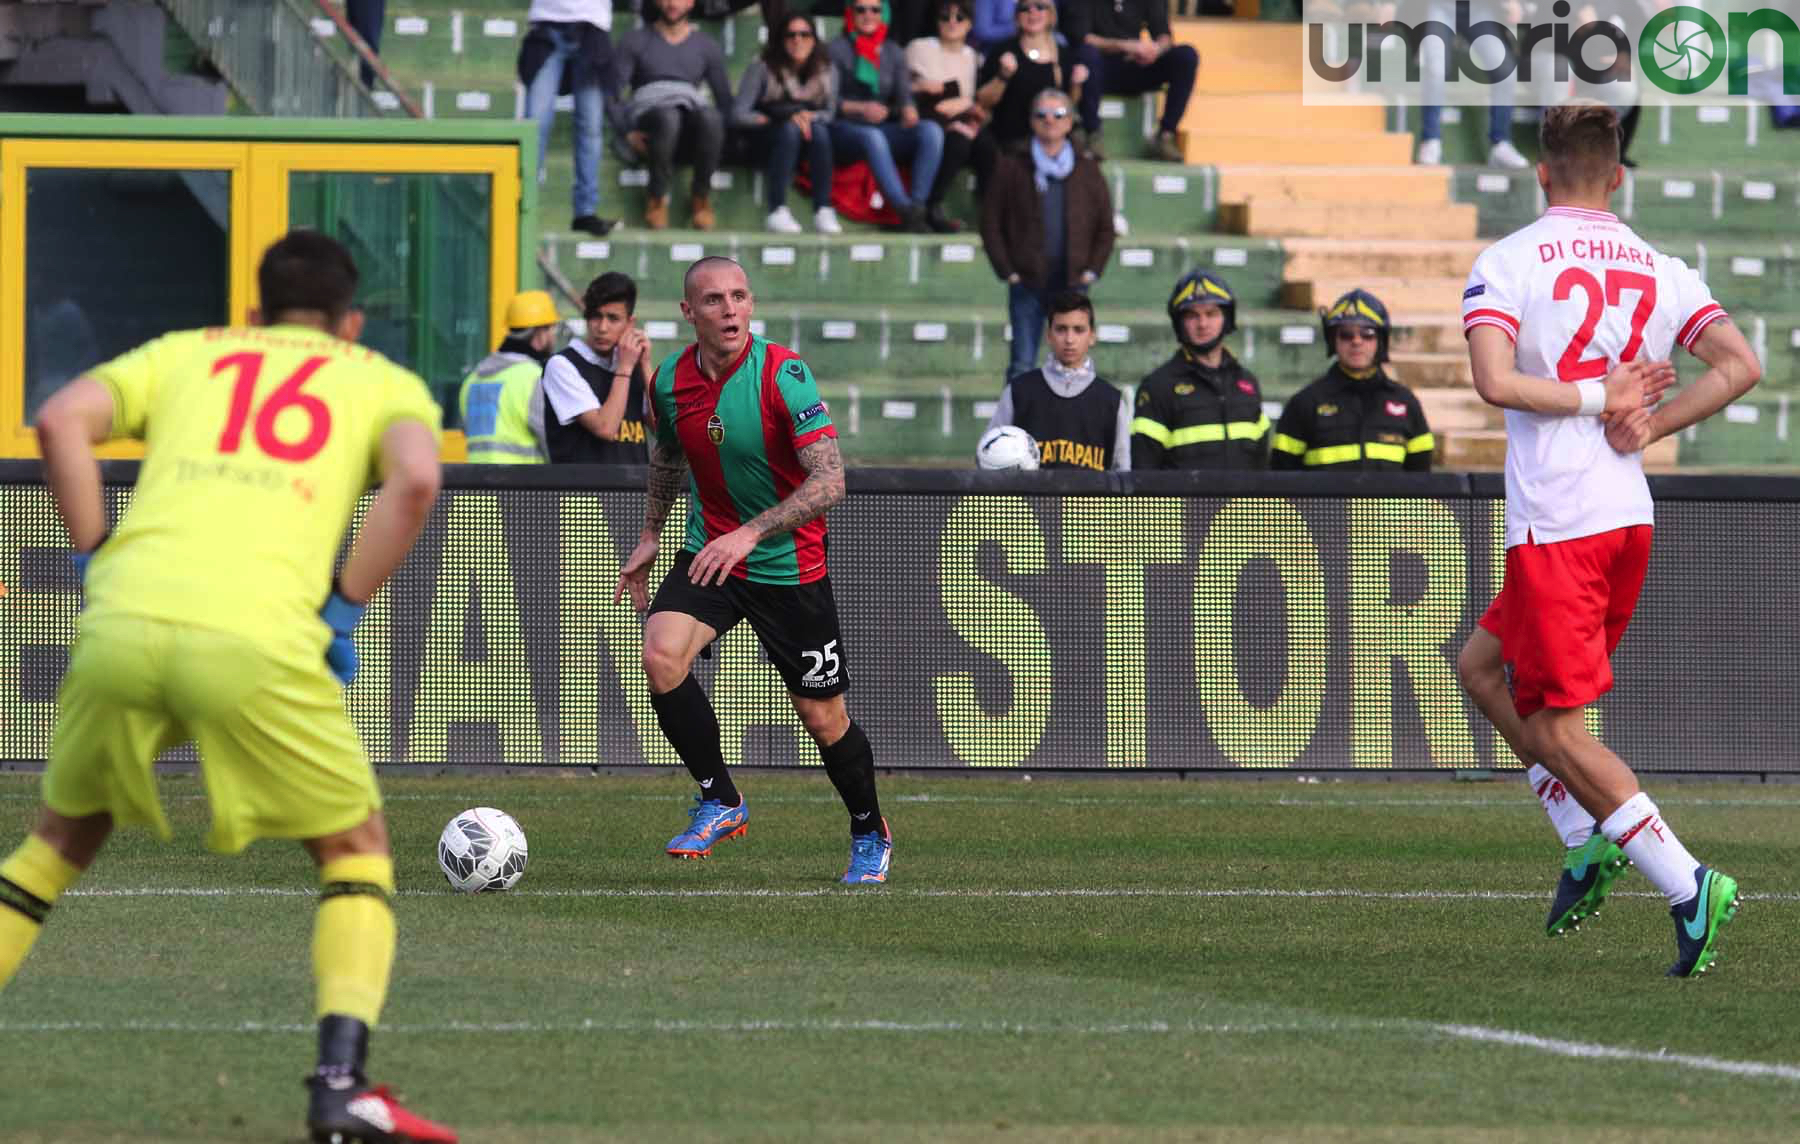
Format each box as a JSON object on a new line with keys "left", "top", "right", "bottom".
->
{"left": 686, "top": 437, "right": 846, "bottom": 587}
{"left": 643, "top": 434, "right": 690, "bottom": 537}
{"left": 616, "top": 434, "right": 688, "bottom": 611}
{"left": 743, "top": 437, "right": 846, "bottom": 537}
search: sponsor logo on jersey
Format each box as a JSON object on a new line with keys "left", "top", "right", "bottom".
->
{"left": 1173, "top": 383, "right": 1195, "bottom": 395}
{"left": 1136, "top": 389, "right": 1150, "bottom": 407}
{"left": 1463, "top": 283, "right": 1486, "bottom": 300}
{"left": 1317, "top": 403, "right": 1339, "bottom": 417}
{"left": 1039, "top": 438, "right": 1107, "bottom": 471}
{"left": 707, "top": 413, "right": 725, "bottom": 444}
{"left": 1237, "top": 379, "right": 1256, "bottom": 396}
{"left": 1385, "top": 400, "right": 1408, "bottom": 418}
{"left": 794, "top": 400, "right": 828, "bottom": 430}
{"left": 1379, "top": 431, "right": 1405, "bottom": 445}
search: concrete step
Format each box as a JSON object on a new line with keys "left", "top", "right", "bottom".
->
{"left": 1182, "top": 93, "right": 1384, "bottom": 134}
{"left": 1176, "top": 19, "right": 1301, "bottom": 94}
{"left": 1390, "top": 353, "right": 1475, "bottom": 389}
{"left": 1280, "top": 238, "right": 1486, "bottom": 281}
{"left": 1436, "top": 429, "right": 1507, "bottom": 470}
{"left": 523, "top": 301, "right": 1437, "bottom": 394}
{"left": 1218, "top": 199, "right": 1479, "bottom": 240}
{"left": 1218, "top": 165, "right": 1454, "bottom": 206}
{"left": 1182, "top": 130, "right": 1414, "bottom": 167}
{"left": 1415, "top": 387, "right": 1499, "bottom": 431}
{"left": 1282, "top": 276, "right": 1469, "bottom": 314}
{"left": 1438, "top": 427, "right": 1681, "bottom": 471}
{"left": 539, "top": 229, "right": 1288, "bottom": 311}
{"left": 1388, "top": 317, "right": 1468, "bottom": 355}
{"left": 532, "top": 147, "right": 1227, "bottom": 239}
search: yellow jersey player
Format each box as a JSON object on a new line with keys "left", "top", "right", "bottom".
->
{"left": 0, "top": 232, "right": 458, "bottom": 1143}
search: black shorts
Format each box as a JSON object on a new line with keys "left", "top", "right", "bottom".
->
{"left": 648, "top": 550, "right": 849, "bottom": 698}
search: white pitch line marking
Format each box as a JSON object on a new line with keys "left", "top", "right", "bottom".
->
{"left": 0, "top": 1017, "right": 1793, "bottom": 1083}
{"left": 6, "top": 791, "right": 1800, "bottom": 810}
{"left": 61, "top": 886, "right": 1800, "bottom": 902}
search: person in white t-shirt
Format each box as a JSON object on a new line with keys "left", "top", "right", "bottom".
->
{"left": 1457, "top": 103, "right": 1762, "bottom": 977}
{"left": 538, "top": 272, "right": 653, "bottom": 463}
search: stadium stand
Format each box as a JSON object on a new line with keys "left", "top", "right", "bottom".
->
{"left": 6, "top": 1, "right": 1797, "bottom": 468}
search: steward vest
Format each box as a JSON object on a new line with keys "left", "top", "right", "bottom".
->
{"left": 1006, "top": 369, "right": 1123, "bottom": 472}
{"left": 458, "top": 353, "right": 545, "bottom": 464}
{"left": 542, "top": 345, "right": 648, "bottom": 464}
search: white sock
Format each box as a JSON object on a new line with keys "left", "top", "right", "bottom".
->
{"left": 1527, "top": 764, "right": 1596, "bottom": 849}
{"left": 1599, "top": 792, "right": 1701, "bottom": 906}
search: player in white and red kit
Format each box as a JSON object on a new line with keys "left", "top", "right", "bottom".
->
{"left": 1456, "top": 104, "right": 1762, "bottom": 977}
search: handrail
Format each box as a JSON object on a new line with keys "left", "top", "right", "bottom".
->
{"left": 306, "top": 0, "right": 425, "bottom": 119}
{"left": 155, "top": 0, "right": 390, "bottom": 117}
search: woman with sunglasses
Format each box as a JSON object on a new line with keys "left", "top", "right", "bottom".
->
{"left": 734, "top": 15, "right": 843, "bottom": 235}
{"left": 972, "top": 0, "right": 1088, "bottom": 185}
{"left": 904, "top": 0, "right": 984, "bottom": 232}
{"left": 826, "top": 0, "right": 948, "bottom": 233}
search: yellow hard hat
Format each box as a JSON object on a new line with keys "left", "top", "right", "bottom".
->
{"left": 506, "top": 290, "right": 559, "bottom": 330}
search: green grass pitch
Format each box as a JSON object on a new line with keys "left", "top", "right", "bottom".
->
{"left": 2, "top": 772, "right": 1797, "bottom": 1142}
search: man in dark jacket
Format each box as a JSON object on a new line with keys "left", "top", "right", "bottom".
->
{"left": 1271, "top": 288, "right": 1435, "bottom": 471}
{"left": 1131, "top": 270, "right": 1269, "bottom": 469}
{"left": 980, "top": 87, "right": 1115, "bottom": 380}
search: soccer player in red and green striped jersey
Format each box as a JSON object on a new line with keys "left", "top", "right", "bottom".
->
{"left": 616, "top": 257, "right": 891, "bottom": 884}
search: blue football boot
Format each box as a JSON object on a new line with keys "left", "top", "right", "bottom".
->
{"left": 666, "top": 794, "right": 748, "bottom": 859}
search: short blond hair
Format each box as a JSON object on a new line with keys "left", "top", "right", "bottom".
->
{"left": 1539, "top": 103, "right": 1621, "bottom": 193}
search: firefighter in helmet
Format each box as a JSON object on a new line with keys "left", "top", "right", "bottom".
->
{"left": 1130, "top": 269, "right": 1269, "bottom": 469}
{"left": 1270, "top": 287, "right": 1434, "bottom": 471}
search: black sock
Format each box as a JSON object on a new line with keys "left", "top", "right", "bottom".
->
{"left": 313, "top": 1015, "right": 368, "bottom": 1088}
{"left": 821, "top": 720, "right": 882, "bottom": 835}
{"left": 650, "top": 674, "right": 739, "bottom": 807}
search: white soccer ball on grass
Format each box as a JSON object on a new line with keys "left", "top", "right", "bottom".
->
{"left": 437, "top": 807, "right": 529, "bottom": 893}
{"left": 977, "top": 424, "right": 1041, "bottom": 470}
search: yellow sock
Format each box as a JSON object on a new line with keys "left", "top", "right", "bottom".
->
{"left": 0, "top": 835, "right": 84, "bottom": 989}
{"left": 312, "top": 855, "right": 396, "bottom": 1026}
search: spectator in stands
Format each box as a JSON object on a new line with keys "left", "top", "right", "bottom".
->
{"left": 970, "top": 0, "right": 1015, "bottom": 53}
{"left": 986, "top": 292, "right": 1131, "bottom": 470}
{"left": 1064, "top": 0, "right": 1197, "bottom": 161}
{"left": 540, "top": 272, "right": 654, "bottom": 463}
{"left": 906, "top": 0, "right": 985, "bottom": 229}
{"left": 1271, "top": 288, "right": 1435, "bottom": 471}
{"left": 735, "top": 13, "right": 844, "bottom": 235}
{"left": 980, "top": 88, "right": 1114, "bottom": 379}
{"left": 459, "top": 290, "right": 558, "bottom": 464}
{"left": 613, "top": 0, "right": 733, "bottom": 230}
{"left": 973, "top": 0, "right": 1088, "bottom": 185}
{"left": 828, "top": 0, "right": 949, "bottom": 233}
{"left": 1131, "top": 270, "right": 1269, "bottom": 469}
{"left": 1413, "top": 0, "right": 1529, "bottom": 168}
{"left": 346, "top": 0, "right": 385, "bottom": 89}
{"left": 519, "top": 1, "right": 619, "bottom": 236}
{"left": 884, "top": 0, "right": 936, "bottom": 45}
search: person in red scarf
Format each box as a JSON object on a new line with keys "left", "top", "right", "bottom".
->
{"left": 825, "top": 0, "right": 952, "bottom": 232}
